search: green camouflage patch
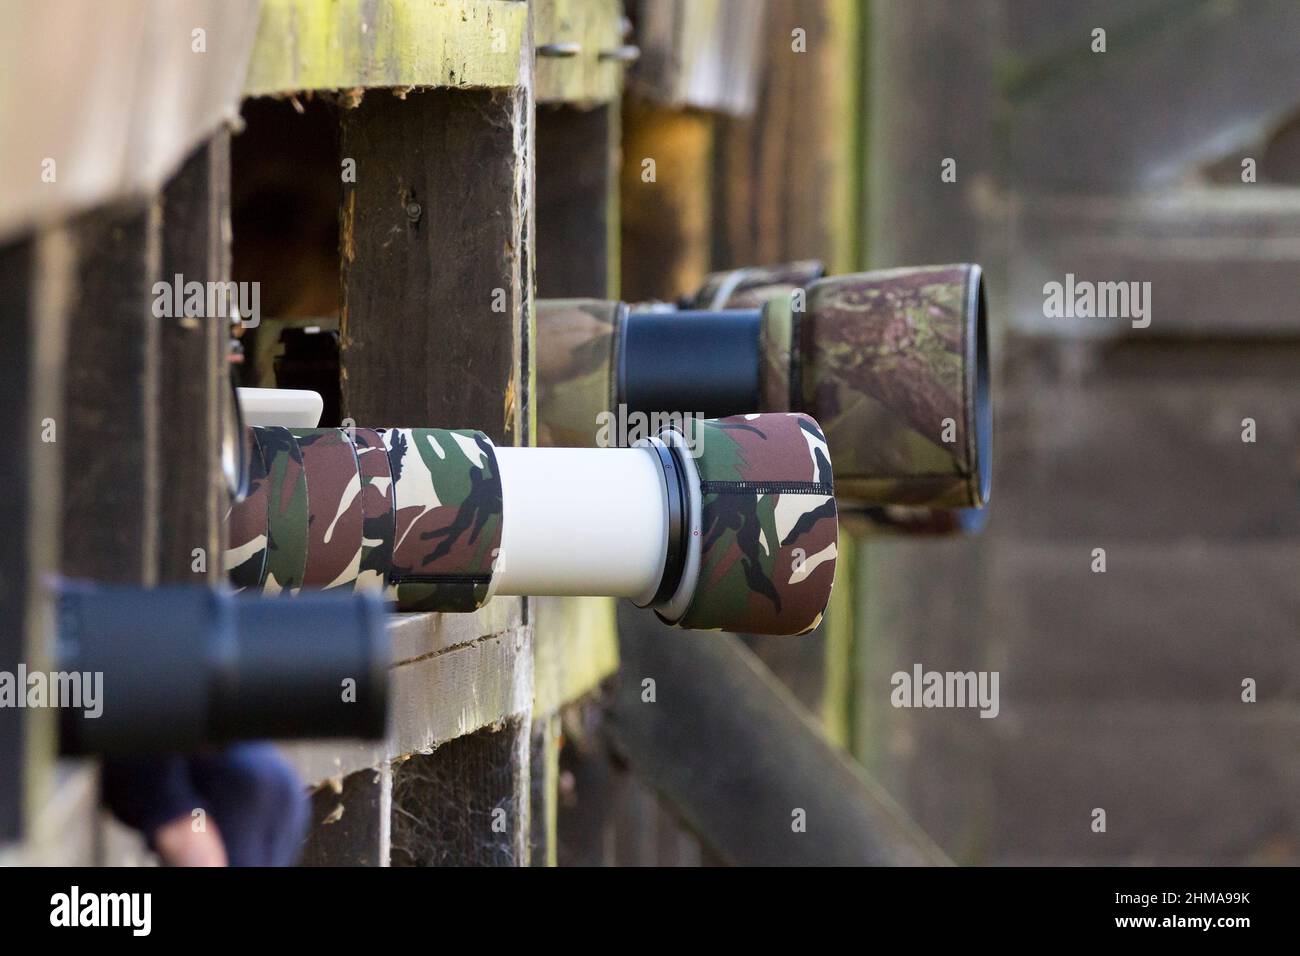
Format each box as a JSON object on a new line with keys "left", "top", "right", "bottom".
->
{"left": 260, "top": 425, "right": 309, "bottom": 593}
{"left": 671, "top": 412, "right": 837, "bottom": 636}
{"left": 381, "top": 428, "right": 504, "bottom": 613}
{"left": 225, "top": 427, "right": 270, "bottom": 590}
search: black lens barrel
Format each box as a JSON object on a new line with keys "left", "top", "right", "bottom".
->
{"left": 619, "top": 309, "right": 763, "bottom": 420}
{"left": 57, "top": 583, "right": 388, "bottom": 755}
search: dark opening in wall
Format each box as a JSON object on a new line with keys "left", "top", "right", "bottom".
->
{"left": 230, "top": 95, "right": 343, "bottom": 424}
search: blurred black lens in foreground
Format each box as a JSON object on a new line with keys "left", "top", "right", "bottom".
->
{"left": 56, "top": 583, "right": 388, "bottom": 755}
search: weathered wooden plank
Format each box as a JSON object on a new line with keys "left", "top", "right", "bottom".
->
{"left": 55, "top": 203, "right": 161, "bottom": 863}
{"left": 281, "top": 621, "right": 532, "bottom": 786}
{"left": 389, "top": 601, "right": 525, "bottom": 664}
{"left": 865, "top": 0, "right": 997, "bottom": 267}
{"left": 299, "top": 764, "right": 391, "bottom": 867}
{"left": 531, "top": 89, "right": 625, "bottom": 865}
{"left": 391, "top": 627, "right": 534, "bottom": 754}
{"left": 1003, "top": 0, "right": 1300, "bottom": 190}
{"left": 534, "top": 0, "right": 627, "bottom": 106}
{"left": 1007, "top": 190, "right": 1300, "bottom": 337}
{"left": 607, "top": 603, "right": 950, "bottom": 866}
{"left": 711, "top": 0, "right": 865, "bottom": 275}
{"left": 61, "top": 200, "right": 162, "bottom": 585}
{"left": 0, "top": 229, "right": 71, "bottom": 849}
{"left": 536, "top": 104, "right": 619, "bottom": 298}
{"left": 244, "top": 0, "right": 527, "bottom": 96}
{"left": 986, "top": 705, "right": 1300, "bottom": 865}
{"left": 0, "top": 0, "right": 259, "bottom": 243}
{"left": 68, "top": 143, "right": 235, "bottom": 866}
{"left": 627, "top": 0, "right": 766, "bottom": 116}
{"left": 158, "top": 134, "right": 231, "bottom": 585}
{"left": 619, "top": 102, "right": 714, "bottom": 301}
{"left": 733, "top": 0, "right": 863, "bottom": 724}
{"left": 527, "top": 712, "right": 561, "bottom": 866}
{"left": 532, "top": 597, "right": 619, "bottom": 718}
{"left": 340, "top": 87, "right": 531, "bottom": 445}
{"left": 993, "top": 541, "right": 1300, "bottom": 701}
{"left": 995, "top": 340, "right": 1300, "bottom": 541}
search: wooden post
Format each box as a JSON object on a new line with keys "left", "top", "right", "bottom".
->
{"left": 0, "top": 230, "right": 72, "bottom": 853}
{"left": 533, "top": 90, "right": 625, "bottom": 867}
{"left": 528, "top": 712, "right": 561, "bottom": 867}
{"left": 711, "top": 0, "right": 866, "bottom": 275}
{"left": 339, "top": 84, "right": 535, "bottom": 866}
{"left": 536, "top": 104, "right": 619, "bottom": 299}
{"left": 619, "top": 102, "right": 715, "bottom": 301}
{"left": 61, "top": 200, "right": 162, "bottom": 586}
{"left": 58, "top": 200, "right": 163, "bottom": 864}
{"left": 607, "top": 604, "right": 950, "bottom": 866}
{"left": 158, "top": 133, "right": 231, "bottom": 586}
{"left": 340, "top": 88, "right": 532, "bottom": 446}
{"left": 299, "top": 765, "right": 391, "bottom": 867}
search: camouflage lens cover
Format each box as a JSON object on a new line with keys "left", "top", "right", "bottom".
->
{"left": 801, "top": 264, "right": 991, "bottom": 509}
{"left": 261, "top": 426, "right": 309, "bottom": 593}
{"left": 227, "top": 426, "right": 503, "bottom": 612}
{"left": 295, "top": 428, "right": 364, "bottom": 590}
{"left": 225, "top": 426, "right": 270, "bottom": 590}
{"left": 667, "top": 412, "right": 838, "bottom": 636}
{"left": 352, "top": 427, "right": 395, "bottom": 591}
{"left": 535, "top": 299, "right": 625, "bottom": 448}
{"left": 686, "top": 260, "right": 827, "bottom": 310}
{"left": 381, "top": 428, "right": 503, "bottom": 613}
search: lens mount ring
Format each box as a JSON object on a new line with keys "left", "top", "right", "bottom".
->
{"left": 636, "top": 436, "right": 688, "bottom": 608}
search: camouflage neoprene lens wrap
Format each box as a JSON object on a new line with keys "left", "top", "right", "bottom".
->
{"left": 687, "top": 260, "right": 828, "bottom": 311}
{"left": 686, "top": 261, "right": 992, "bottom": 522}
{"left": 297, "top": 428, "right": 364, "bottom": 589}
{"left": 534, "top": 265, "right": 991, "bottom": 510}
{"left": 535, "top": 298, "right": 624, "bottom": 448}
{"left": 226, "top": 425, "right": 270, "bottom": 591}
{"left": 663, "top": 413, "right": 838, "bottom": 636}
{"left": 224, "top": 415, "right": 836, "bottom": 634}
{"left": 381, "top": 428, "right": 503, "bottom": 612}
{"left": 801, "top": 265, "right": 990, "bottom": 509}
{"left": 261, "top": 426, "right": 310, "bottom": 592}
{"left": 224, "top": 426, "right": 503, "bottom": 611}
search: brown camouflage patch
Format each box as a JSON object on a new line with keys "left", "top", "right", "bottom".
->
{"left": 295, "top": 428, "right": 364, "bottom": 589}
